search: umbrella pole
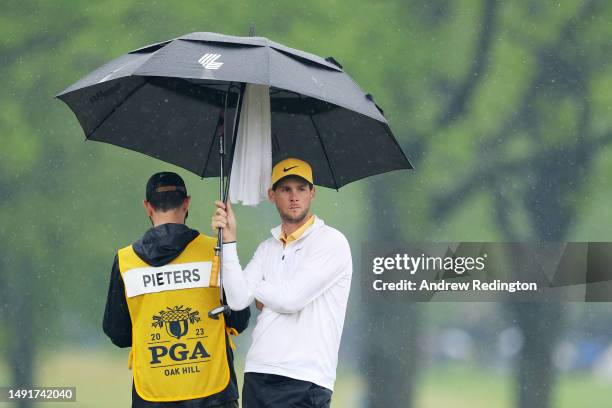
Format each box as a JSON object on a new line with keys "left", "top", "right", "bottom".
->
{"left": 208, "top": 82, "right": 247, "bottom": 319}
{"left": 223, "top": 82, "right": 247, "bottom": 201}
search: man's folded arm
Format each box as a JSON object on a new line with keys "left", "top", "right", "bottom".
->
{"left": 252, "top": 235, "right": 351, "bottom": 314}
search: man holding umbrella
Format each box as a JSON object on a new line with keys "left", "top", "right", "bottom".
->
{"left": 104, "top": 172, "right": 250, "bottom": 408}
{"left": 212, "top": 158, "right": 352, "bottom": 408}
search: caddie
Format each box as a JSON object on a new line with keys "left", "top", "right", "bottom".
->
{"left": 104, "top": 171, "right": 250, "bottom": 408}
{"left": 211, "top": 158, "right": 352, "bottom": 408}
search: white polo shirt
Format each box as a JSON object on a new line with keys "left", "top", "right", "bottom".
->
{"left": 222, "top": 216, "right": 352, "bottom": 391}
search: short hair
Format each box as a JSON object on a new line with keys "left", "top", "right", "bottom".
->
{"left": 147, "top": 191, "right": 187, "bottom": 212}
{"left": 272, "top": 175, "right": 314, "bottom": 191}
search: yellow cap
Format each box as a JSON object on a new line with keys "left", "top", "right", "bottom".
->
{"left": 272, "top": 158, "right": 313, "bottom": 186}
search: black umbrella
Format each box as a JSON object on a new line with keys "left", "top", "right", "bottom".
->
{"left": 57, "top": 31, "right": 412, "bottom": 316}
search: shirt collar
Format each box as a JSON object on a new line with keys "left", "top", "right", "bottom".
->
{"left": 279, "top": 215, "right": 315, "bottom": 244}
{"left": 270, "top": 215, "right": 324, "bottom": 243}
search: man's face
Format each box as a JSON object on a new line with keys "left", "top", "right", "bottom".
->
{"left": 268, "top": 177, "right": 315, "bottom": 224}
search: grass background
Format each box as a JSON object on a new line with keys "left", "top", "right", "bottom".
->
{"left": 1, "top": 349, "right": 609, "bottom": 408}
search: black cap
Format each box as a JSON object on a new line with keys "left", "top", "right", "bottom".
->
{"left": 145, "top": 172, "right": 187, "bottom": 201}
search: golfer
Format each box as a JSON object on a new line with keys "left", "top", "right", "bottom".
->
{"left": 211, "top": 158, "right": 352, "bottom": 408}
{"left": 104, "top": 172, "right": 250, "bottom": 408}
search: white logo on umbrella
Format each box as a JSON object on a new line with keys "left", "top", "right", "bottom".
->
{"left": 198, "top": 53, "right": 223, "bottom": 70}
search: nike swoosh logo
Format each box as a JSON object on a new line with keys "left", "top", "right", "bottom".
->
{"left": 283, "top": 166, "right": 298, "bottom": 172}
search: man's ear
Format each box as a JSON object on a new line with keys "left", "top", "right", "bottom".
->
{"left": 311, "top": 186, "right": 316, "bottom": 200}
{"left": 143, "top": 200, "right": 155, "bottom": 217}
{"left": 267, "top": 188, "right": 275, "bottom": 203}
{"left": 183, "top": 196, "right": 191, "bottom": 212}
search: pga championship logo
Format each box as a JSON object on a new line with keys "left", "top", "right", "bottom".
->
{"left": 149, "top": 305, "right": 210, "bottom": 373}
{"left": 152, "top": 305, "right": 200, "bottom": 339}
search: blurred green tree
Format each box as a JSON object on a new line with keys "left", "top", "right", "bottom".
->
{"left": 3, "top": 1, "right": 612, "bottom": 408}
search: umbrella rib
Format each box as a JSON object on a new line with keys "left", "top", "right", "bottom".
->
{"left": 380, "top": 121, "right": 413, "bottom": 169}
{"left": 200, "top": 82, "right": 233, "bottom": 178}
{"left": 308, "top": 112, "right": 339, "bottom": 190}
{"left": 200, "top": 109, "right": 222, "bottom": 178}
{"left": 84, "top": 79, "right": 148, "bottom": 139}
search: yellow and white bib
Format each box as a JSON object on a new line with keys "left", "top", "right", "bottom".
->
{"left": 118, "top": 234, "right": 230, "bottom": 401}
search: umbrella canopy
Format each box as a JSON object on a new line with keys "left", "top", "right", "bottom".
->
{"left": 57, "top": 31, "right": 412, "bottom": 189}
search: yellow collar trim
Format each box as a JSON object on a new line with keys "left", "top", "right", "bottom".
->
{"left": 279, "top": 215, "right": 315, "bottom": 245}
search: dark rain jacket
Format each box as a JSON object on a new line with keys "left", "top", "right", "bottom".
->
{"left": 103, "top": 223, "right": 250, "bottom": 408}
